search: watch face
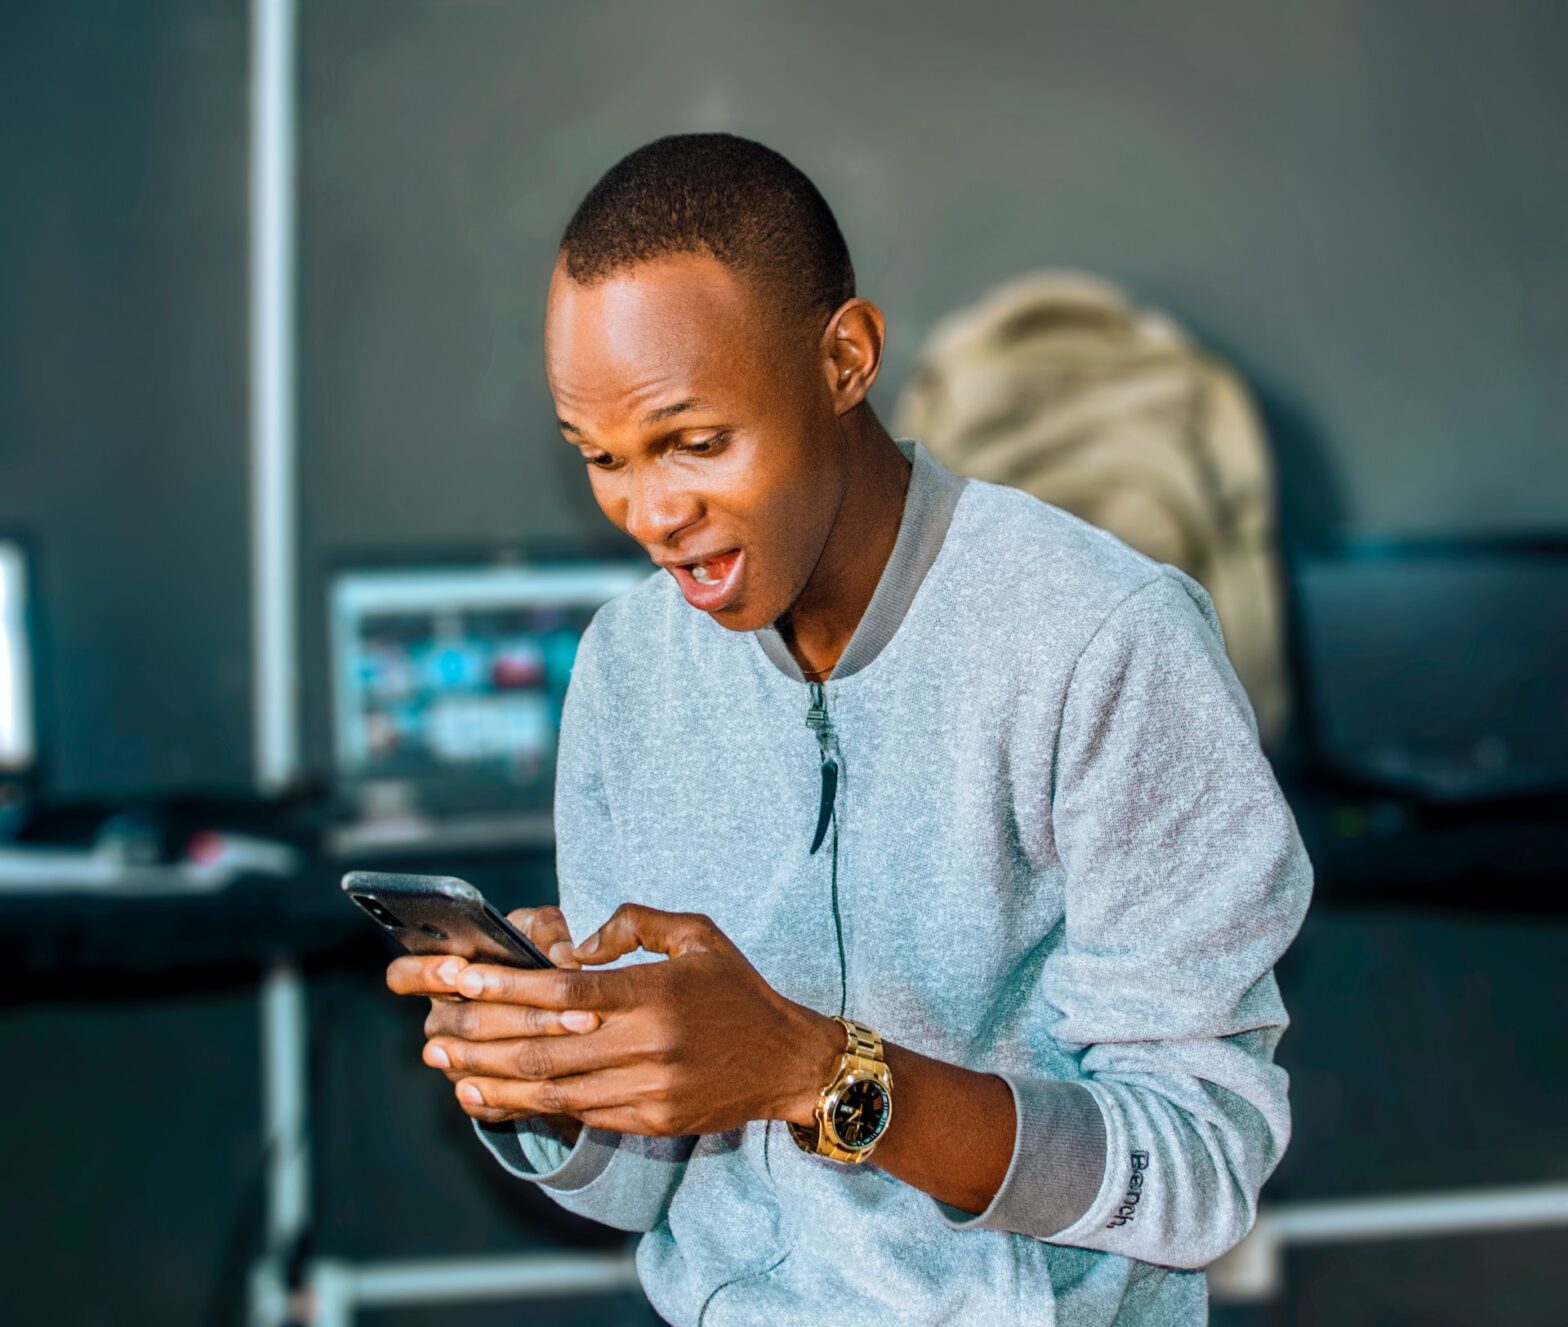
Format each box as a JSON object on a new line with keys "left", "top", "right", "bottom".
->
{"left": 831, "top": 1078, "right": 890, "bottom": 1148}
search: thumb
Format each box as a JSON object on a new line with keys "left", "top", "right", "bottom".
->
{"left": 573, "top": 903, "right": 727, "bottom": 965}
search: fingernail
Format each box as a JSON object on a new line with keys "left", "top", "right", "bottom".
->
{"left": 575, "top": 934, "right": 600, "bottom": 956}
{"left": 457, "top": 1083, "right": 482, "bottom": 1105}
{"left": 562, "top": 1010, "right": 597, "bottom": 1033}
{"left": 548, "top": 941, "right": 575, "bottom": 965}
{"left": 457, "top": 969, "right": 485, "bottom": 997}
{"left": 426, "top": 1044, "right": 450, "bottom": 1068}
{"left": 437, "top": 958, "right": 463, "bottom": 985}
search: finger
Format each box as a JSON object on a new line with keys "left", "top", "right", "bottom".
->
{"left": 506, "top": 905, "right": 580, "bottom": 970}
{"left": 426, "top": 1028, "right": 617, "bottom": 1080}
{"left": 573, "top": 902, "right": 727, "bottom": 966}
{"left": 576, "top": 1105, "right": 658, "bottom": 1134}
{"left": 454, "top": 961, "right": 615, "bottom": 1011}
{"left": 386, "top": 953, "right": 468, "bottom": 996}
{"left": 463, "top": 1103, "right": 527, "bottom": 1126}
{"left": 425, "top": 998, "right": 598, "bottom": 1042}
{"left": 459, "top": 1104, "right": 587, "bottom": 1129}
{"left": 453, "top": 1067, "right": 642, "bottom": 1118}
{"left": 452, "top": 1091, "right": 685, "bottom": 1136}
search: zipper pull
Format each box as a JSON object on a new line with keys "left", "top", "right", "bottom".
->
{"left": 805, "top": 680, "right": 839, "bottom": 854}
{"left": 806, "top": 679, "right": 829, "bottom": 731}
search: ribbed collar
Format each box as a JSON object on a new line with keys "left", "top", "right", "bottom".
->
{"left": 753, "top": 436, "right": 967, "bottom": 683}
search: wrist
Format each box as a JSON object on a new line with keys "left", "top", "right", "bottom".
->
{"left": 770, "top": 1003, "right": 845, "bottom": 1127}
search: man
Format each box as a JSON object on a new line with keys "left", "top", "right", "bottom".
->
{"left": 387, "top": 133, "right": 1313, "bottom": 1325}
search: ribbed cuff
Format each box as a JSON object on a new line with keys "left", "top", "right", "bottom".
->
{"left": 472, "top": 1116, "right": 620, "bottom": 1192}
{"left": 932, "top": 1074, "right": 1108, "bottom": 1238}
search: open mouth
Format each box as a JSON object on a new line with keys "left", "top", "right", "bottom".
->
{"left": 668, "top": 548, "right": 744, "bottom": 610}
{"left": 687, "top": 550, "right": 739, "bottom": 584}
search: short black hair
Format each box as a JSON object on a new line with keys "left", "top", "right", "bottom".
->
{"left": 559, "top": 133, "right": 856, "bottom": 321}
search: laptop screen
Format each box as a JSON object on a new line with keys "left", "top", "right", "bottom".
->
{"left": 1291, "top": 540, "right": 1568, "bottom": 801}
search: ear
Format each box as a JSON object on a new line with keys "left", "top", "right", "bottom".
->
{"left": 821, "top": 298, "right": 886, "bottom": 416}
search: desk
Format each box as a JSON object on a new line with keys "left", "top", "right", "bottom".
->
{"left": 5, "top": 780, "right": 1566, "bottom": 1324}
{"left": 0, "top": 840, "right": 642, "bottom": 1326}
{"left": 0, "top": 845, "right": 555, "bottom": 979}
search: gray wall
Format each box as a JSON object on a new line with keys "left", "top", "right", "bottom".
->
{"left": 0, "top": 0, "right": 251, "bottom": 798}
{"left": 5, "top": 0, "right": 1566, "bottom": 794}
{"left": 4, "top": 10, "right": 1566, "bottom": 1325}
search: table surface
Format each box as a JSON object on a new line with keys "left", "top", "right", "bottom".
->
{"left": 2, "top": 777, "right": 1564, "bottom": 982}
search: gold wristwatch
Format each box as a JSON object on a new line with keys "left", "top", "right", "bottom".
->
{"left": 788, "top": 1015, "right": 894, "bottom": 1163}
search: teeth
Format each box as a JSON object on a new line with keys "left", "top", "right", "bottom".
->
{"left": 690, "top": 553, "right": 731, "bottom": 585}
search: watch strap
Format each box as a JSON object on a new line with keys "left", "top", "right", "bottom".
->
{"left": 789, "top": 1015, "right": 893, "bottom": 1163}
{"left": 838, "top": 1015, "right": 883, "bottom": 1063}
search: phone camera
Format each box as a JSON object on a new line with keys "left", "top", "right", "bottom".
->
{"left": 352, "top": 894, "right": 405, "bottom": 929}
{"left": 418, "top": 923, "right": 448, "bottom": 941}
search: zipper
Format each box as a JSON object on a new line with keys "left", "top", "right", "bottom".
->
{"left": 696, "top": 687, "right": 846, "bottom": 1317}
{"left": 805, "top": 680, "right": 839, "bottom": 854}
{"left": 695, "top": 680, "right": 843, "bottom": 1322}
{"left": 805, "top": 679, "right": 848, "bottom": 1016}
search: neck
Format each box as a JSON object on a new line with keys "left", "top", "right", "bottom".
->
{"left": 781, "top": 412, "right": 912, "bottom": 680}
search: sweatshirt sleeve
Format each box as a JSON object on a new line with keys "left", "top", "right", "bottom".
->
{"left": 469, "top": 606, "right": 699, "bottom": 1233}
{"left": 473, "top": 1115, "right": 699, "bottom": 1234}
{"left": 934, "top": 568, "right": 1312, "bottom": 1269}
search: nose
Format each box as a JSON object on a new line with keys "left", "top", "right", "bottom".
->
{"left": 619, "top": 465, "right": 701, "bottom": 551}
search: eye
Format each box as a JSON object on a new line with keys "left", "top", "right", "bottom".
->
{"left": 682, "top": 431, "right": 730, "bottom": 455}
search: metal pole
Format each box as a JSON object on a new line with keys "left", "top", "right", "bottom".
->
{"left": 249, "top": 0, "right": 299, "bottom": 792}
{"left": 346, "top": 1251, "right": 640, "bottom": 1306}
{"left": 1210, "top": 1182, "right": 1568, "bottom": 1301}
{"left": 252, "top": 960, "right": 311, "bottom": 1327}
{"left": 301, "top": 1251, "right": 641, "bottom": 1325}
{"left": 262, "top": 961, "right": 310, "bottom": 1253}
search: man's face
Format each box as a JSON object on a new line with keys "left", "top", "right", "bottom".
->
{"left": 545, "top": 251, "right": 845, "bottom": 632}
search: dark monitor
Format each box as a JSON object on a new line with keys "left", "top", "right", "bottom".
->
{"left": 1291, "top": 538, "right": 1568, "bottom": 802}
{"left": 327, "top": 559, "right": 652, "bottom": 854}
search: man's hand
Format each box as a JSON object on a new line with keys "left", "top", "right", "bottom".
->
{"left": 405, "top": 903, "right": 844, "bottom": 1138}
{"left": 388, "top": 901, "right": 1017, "bottom": 1216}
{"left": 385, "top": 904, "right": 594, "bottom": 1143}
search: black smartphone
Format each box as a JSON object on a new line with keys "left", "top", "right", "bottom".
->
{"left": 341, "top": 871, "right": 556, "bottom": 969}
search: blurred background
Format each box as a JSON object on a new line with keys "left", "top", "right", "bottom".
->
{"left": 2, "top": 2, "right": 1565, "bottom": 1324}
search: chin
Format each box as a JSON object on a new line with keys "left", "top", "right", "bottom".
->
{"left": 707, "top": 600, "right": 770, "bottom": 632}
{"left": 711, "top": 580, "right": 792, "bottom": 632}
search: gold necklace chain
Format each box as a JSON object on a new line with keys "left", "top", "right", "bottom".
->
{"left": 781, "top": 615, "right": 834, "bottom": 681}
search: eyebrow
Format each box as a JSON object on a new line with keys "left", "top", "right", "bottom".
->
{"left": 643, "top": 397, "right": 708, "bottom": 424}
{"left": 558, "top": 397, "right": 710, "bottom": 439}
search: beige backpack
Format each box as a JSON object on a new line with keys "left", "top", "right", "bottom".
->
{"left": 895, "top": 270, "right": 1290, "bottom": 749}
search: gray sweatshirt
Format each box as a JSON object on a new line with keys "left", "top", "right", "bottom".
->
{"left": 474, "top": 434, "right": 1313, "bottom": 1325}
